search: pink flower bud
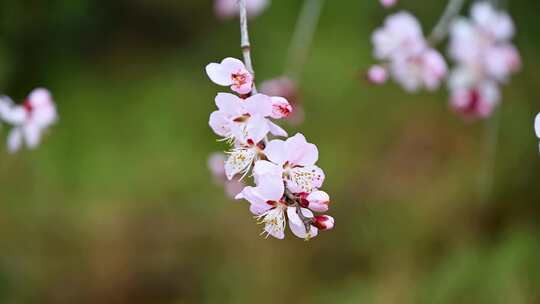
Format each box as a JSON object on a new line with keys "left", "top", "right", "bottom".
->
{"left": 367, "top": 65, "right": 388, "bottom": 85}
{"left": 313, "top": 215, "right": 334, "bottom": 231}
{"left": 306, "top": 191, "right": 330, "bottom": 212}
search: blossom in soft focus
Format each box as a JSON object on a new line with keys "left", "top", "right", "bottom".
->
{"left": 390, "top": 48, "right": 447, "bottom": 91}
{"left": 0, "top": 88, "right": 57, "bottom": 153}
{"left": 208, "top": 153, "right": 245, "bottom": 198}
{"left": 448, "top": 2, "right": 520, "bottom": 119}
{"left": 206, "top": 58, "right": 254, "bottom": 94}
{"left": 214, "top": 0, "right": 270, "bottom": 20}
{"left": 379, "top": 0, "right": 398, "bottom": 8}
{"left": 371, "top": 12, "right": 447, "bottom": 91}
{"left": 372, "top": 12, "right": 426, "bottom": 61}
{"left": 448, "top": 66, "right": 500, "bottom": 119}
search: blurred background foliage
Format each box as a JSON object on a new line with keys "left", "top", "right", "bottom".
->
{"left": 0, "top": 0, "right": 539, "bottom": 303}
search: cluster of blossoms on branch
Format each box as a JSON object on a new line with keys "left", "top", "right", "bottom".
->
{"left": 447, "top": 2, "right": 520, "bottom": 119}
{"left": 370, "top": 12, "right": 448, "bottom": 92}
{"left": 369, "top": 1, "right": 520, "bottom": 121}
{"left": 206, "top": 57, "right": 334, "bottom": 240}
{"left": 0, "top": 88, "right": 57, "bottom": 153}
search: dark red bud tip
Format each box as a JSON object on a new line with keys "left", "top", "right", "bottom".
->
{"left": 312, "top": 215, "right": 335, "bottom": 231}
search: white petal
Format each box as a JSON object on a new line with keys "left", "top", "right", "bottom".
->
{"left": 268, "top": 121, "right": 288, "bottom": 137}
{"left": 220, "top": 57, "right": 246, "bottom": 74}
{"left": 243, "top": 115, "right": 270, "bottom": 143}
{"left": 285, "top": 133, "right": 318, "bottom": 166}
{"left": 264, "top": 139, "right": 287, "bottom": 165}
{"left": 243, "top": 94, "right": 273, "bottom": 117}
{"left": 0, "top": 99, "right": 26, "bottom": 125}
{"left": 209, "top": 111, "right": 231, "bottom": 137}
{"left": 28, "top": 88, "right": 52, "bottom": 107}
{"left": 253, "top": 160, "right": 283, "bottom": 179}
{"left": 206, "top": 63, "right": 233, "bottom": 86}
{"left": 264, "top": 224, "right": 285, "bottom": 239}
{"left": 23, "top": 124, "right": 42, "bottom": 149}
{"left": 215, "top": 93, "right": 242, "bottom": 115}
{"left": 7, "top": 128, "right": 22, "bottom": 153}
{"left": 255, "top": 176, "right": 285, "bottom": 202}
{"left": 287, "top": 207, "right": 318, "bottom": 239}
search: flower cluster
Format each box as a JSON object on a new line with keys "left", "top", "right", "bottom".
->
{"left": 370, "top": 12, "right": 447, "bottom": 92}
{"left": 448, "top": 2, "right": 521, "bottom": 119}
{"left": 0, "top": 88, "right": 57, "bottom": 153}
{"left": 368, "top": 2, "right": 521, "bottom": 121}
{"left": 206, "top": 57, "right": 334, "bottom": 240}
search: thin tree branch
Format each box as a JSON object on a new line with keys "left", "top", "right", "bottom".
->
{"left": 285, "top": 0, "right": 326, "bottom": 81}
{"left": 428, "top": 0, "right": 467, "bottom": 45}
{"left": 239, "top": 0, "right": 258, "bottom": 94}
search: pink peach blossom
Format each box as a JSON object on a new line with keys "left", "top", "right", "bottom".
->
{"left": 206, "top": 58, "right": 254, "bottom": 94}
{"left": 256, "top": 133, "right": 325, "bottom": 194}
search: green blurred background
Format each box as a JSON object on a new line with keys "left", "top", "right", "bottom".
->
{"left": 0, "top": 0, "right": 539, "bottom": 303}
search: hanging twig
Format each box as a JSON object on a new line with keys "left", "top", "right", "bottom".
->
{"left": 428, "top": 0, "right": 467, "bottom": 45}
{"left": 285, "top": 0, "right": 326, "bottom": 81}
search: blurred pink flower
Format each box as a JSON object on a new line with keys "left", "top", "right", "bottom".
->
{"left": 447, "top": 2, "right": 520, "bottom": 119}
{"left": 214, "top": 0, "right": 270, "bottom": 20}
{"left": 390, "top": 48, "right": 447, "bottom": 91}
{"left": 379, "top": 0, "right": 398, "bottom": 8}
{"left": 372, "top": 12, "right": 426, "bottom": 61}
{"left": 206, "top": 57, "right": 254, "bottom": 94}
{"left": 0, "top": 88, "right": 57, "bottom": 153}
{"left": 449, "top": 79, "right": 500, "bottom": 120}
{"left": 371, "top": 12, "right": 447, "bottom": 91}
